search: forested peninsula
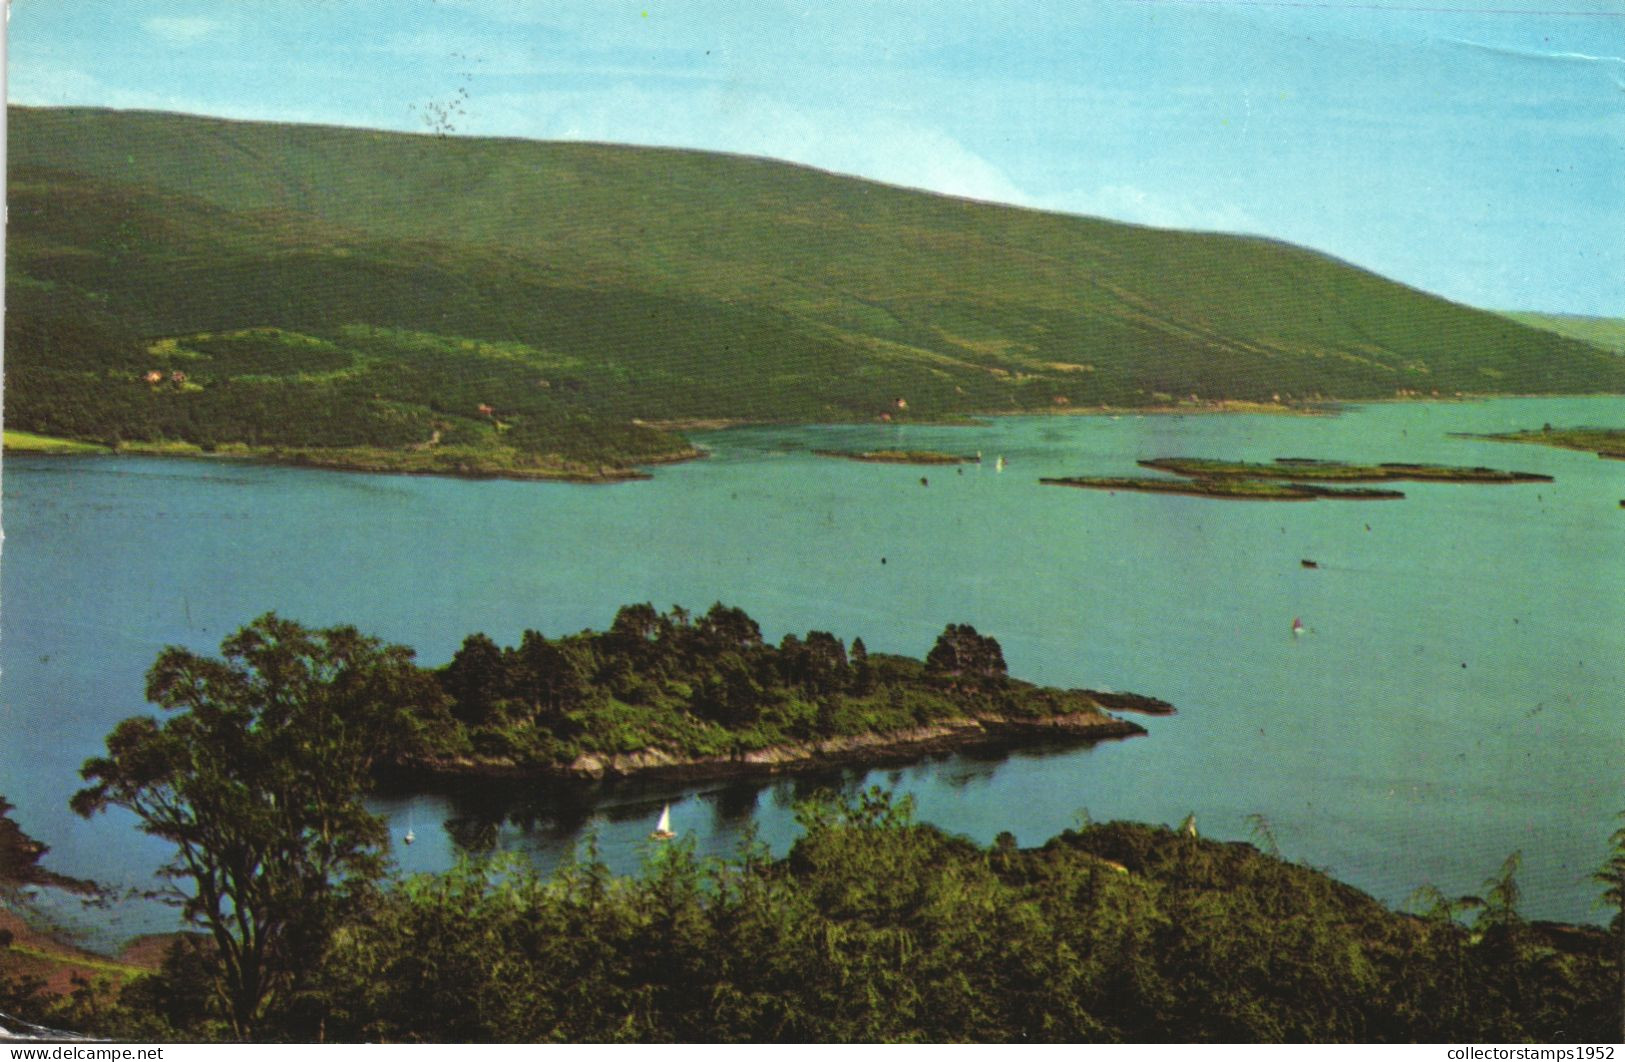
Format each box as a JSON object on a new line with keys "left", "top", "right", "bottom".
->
{"left": 1463, "top": 426, "right": 1625, "bottom": 461}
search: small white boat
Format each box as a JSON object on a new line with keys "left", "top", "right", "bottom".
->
{"left": 651, "top": 804, "right": 676, "bottom": 840}
{"left": 403, "top": 828, "right": 415, "bottom": 846}
{"left": 1291, "top": 617, "right": 1305, "bottom": 638}
{"left": 995, "top": 456, "right": 1006, "bottom": 473}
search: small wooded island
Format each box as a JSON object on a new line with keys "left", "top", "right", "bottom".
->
{"left": 812, "top": 449, "right": 982, "bottom": 466}
{"left": 1139, "top": 457, "right": 1553, "bottom": 483}
{"left": 1042, "top": 455, "right": 1550, "bottom": 501}
{"left": 406, "top": 603, "right": 1163, "bottom": 783}
{"left": 1041, "top": 476, "right": 1406, "bottom": 501}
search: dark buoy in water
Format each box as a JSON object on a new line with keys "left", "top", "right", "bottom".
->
{"left": 920, "top": 476, "right": 929, "bottom": 486}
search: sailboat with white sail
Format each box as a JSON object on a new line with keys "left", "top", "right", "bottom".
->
{"left": 650, "top": 804, "right": 676, "bottom": 840}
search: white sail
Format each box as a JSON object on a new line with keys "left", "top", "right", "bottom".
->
{"left": 652, "top": 804, "right": 675, "bottom": 839}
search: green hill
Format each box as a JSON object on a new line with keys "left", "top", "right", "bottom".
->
{"left": 1500, "top": 312, "right": 1625, "bottom": 355}
{"left": 9, "top": 105, "right": 1624, "bottom": 475}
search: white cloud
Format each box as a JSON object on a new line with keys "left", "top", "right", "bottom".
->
{"left": 143, "top": 16, "right": 222, "bottom": 46}
{"left": 8, "top": 64, "right": 164, "bottom": 109}
{"left": 6, "top": 60, "right": 372, "bottom": 137}
{"left": 1037, "top": 184, "right": 1263, "bottom": 236}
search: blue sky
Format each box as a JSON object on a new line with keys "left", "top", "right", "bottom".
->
{"left": 8, "top": 0, "right": 1624, "bottom": 315}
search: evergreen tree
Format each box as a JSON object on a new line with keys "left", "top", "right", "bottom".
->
{"left": 439, "top": 633, "right": 509, "bottom": 726}
{"left": 511, "top": 629, "right": 589, "bottom": 717}
{"left": 925, "top": 624, "right": 1007, "bottom": 687}
{"left": 850, "top": 637, "right": 873, "bottom": 695}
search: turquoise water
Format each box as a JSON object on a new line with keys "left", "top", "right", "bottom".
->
{"left": 3, "top": 397, "right": 1622, "bottom": 945}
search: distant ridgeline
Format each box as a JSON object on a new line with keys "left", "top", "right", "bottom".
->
{"left": 400, "top": 603, "right": 1159, "bottom": 782}
{"left": 9, "top": 106, "right": 1625, "bottom": 477}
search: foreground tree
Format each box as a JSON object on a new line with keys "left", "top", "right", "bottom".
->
{"left": 71, "top": 614, "right": 451, "bottom": 1040}
{"left": 1597, "top": 812, "right": 1625, "bottom": 1042}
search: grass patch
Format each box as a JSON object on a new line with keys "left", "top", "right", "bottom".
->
{"left": 1499, "top": 312, "right": 1625, "bottom": 355}
{"left": 5, "top": 943, "right": 149, "bottom": 982}
{"left": 2, "top": 430, "right": 108, "bottom": 453}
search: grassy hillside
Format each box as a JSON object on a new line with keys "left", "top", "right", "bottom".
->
{"left": 10, "top": 106, "right": 1625, "bottom": 473}
{"left": 1501, "top": 312, "right": 1625, "bottom": 355}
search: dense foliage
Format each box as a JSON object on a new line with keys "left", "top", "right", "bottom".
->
{"left": 10, "top": 790, "right": 1620, "bottom": 1043}
{"left": 10, "top": 106, "right": 1625, "bottom": 474}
